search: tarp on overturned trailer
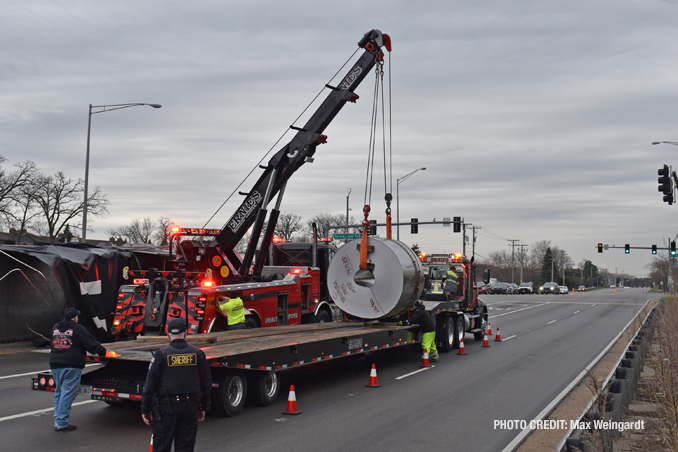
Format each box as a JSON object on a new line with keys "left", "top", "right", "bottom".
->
{"left": 0, "top": 244, "right": 168, "bottom": 343}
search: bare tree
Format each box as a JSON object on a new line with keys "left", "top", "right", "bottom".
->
{"left": 108, "top": 217, "right": 156, "bottom": 244}
{"left": 154, "top": 217, "right": 173, "bottom": 246}
{"left": 305, "top": 213, "right": 354, "bottom": 239}
{"left": 33, "top": 172, "right": 109, "bottom": 243}
{"left": 274, "top": 212, "right": 304, "bottom": 241}
{"left": 0, "top": 159, "right": 38, "bottom": 220}
{"left": 7, "top": 169, "right": 42, "bottom": 244}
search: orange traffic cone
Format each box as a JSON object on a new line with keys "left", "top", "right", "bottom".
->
{"left": 149, "top": 435, "right": 153, "bottom": 452}
{"left": 421, "top": 348, "right": 431, "bottom": 368}
{"left": 366, "top": 363, "right": 380, "bottom": 387}
{"left": 482, "top": 331, "right": 490, "bottom": 347}
{"left": 494, "top": 327, "right": 502, "bottom": 342}
{"left": 457, "top": 337, "right": 466, "bottom": 355}
{"left": 282, "top": 385, "right": 301, "bottom": 415}
{"left": 487, "top": 321, "right": 493, "bottom": 335}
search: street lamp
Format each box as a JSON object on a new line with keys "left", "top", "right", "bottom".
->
{"left": 396, "top": 167, "right": 426, "bottom": 241}
{"left": 346, "top": 188, "right": 352, "bottom": 234}
{"left": 83, "top": 103, "right": 161, "bottom": 242}
{"left": 652, "top": 141, "right": 678, "bottom": 146}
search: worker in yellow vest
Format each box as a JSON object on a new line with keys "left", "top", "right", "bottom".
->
{"left": 217, "top": 291, "right": 246, "bottom": 330}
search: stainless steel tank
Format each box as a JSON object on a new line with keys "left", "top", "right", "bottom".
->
{"left": 327, "top": 238, "right": 424, "bottom": 319}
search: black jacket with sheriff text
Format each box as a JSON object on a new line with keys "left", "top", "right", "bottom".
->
{"left": 49, "top": 319, "right": 107, "bottom": 369}
{"left": 141, "top": 339, "right": 212, "bottom": 414}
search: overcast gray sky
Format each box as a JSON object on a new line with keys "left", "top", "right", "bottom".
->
{"left": 2, "top": 0, "right": 678, "bottom": 277}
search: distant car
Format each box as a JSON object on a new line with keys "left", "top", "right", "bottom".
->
{"left": 506, "top": 283, "right": 519, "bottom": 294}
{"left": 559, "top": 285, "right": 568, "bottom": 294}
{"left": 540, "top": 282, "right": 560, "bottom": 294}
{"left": 610, "top": 284, "right": 615, "bottom": 288}
{"left": 578, "top": 285, "right": 585, "bottom": 292}
{"left": 491, "top": 283, "right": 510, "bottom": 294}
{"left": 518, "top": 283, "right": 533, "bottom": 294}
{"left": 478, "top": 284, "right": 489, "bottom": 294}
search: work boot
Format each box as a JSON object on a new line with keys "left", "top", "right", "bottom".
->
{"left": 55, "top": 425, "right": 77, "bottom": 432}
{"left": 430, "top": 354, "right": 440, "bottom": 362}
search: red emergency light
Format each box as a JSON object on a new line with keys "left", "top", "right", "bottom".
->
{"left": 202, "top": 280, "right": 213, "bottom": 288}
{"left": 272, "top": 237, "right": 285, "bottom": 244}
{"left": 133, "top": 278, "right": 149, "bottom": 285}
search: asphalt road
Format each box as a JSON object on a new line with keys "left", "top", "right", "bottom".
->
{"left": 0, "top": 288, "right": 659, "bottom": 452}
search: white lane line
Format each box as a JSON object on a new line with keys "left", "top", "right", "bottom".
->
{"left": 490, "top": 303, "right": 548, "bottom": 318}
{"left": 592, "top": 304, "right": 596, "bottom": 307}
{"left": 0, "top": 400, "right": 99, "bottom": 423}
{"left": 574, "top": 310, "right": 580, "bottom": 314}
{"left": 547, "top": 320, "right": 557, "bottom": 325}
{"left": 501, "top": 298, "right": 651, "bottom": 452}
{"left": 502, "top": 335, "right": 517, "bottom": 341}
{"left": 0, "top": 364, "right": 101, "bottom": 381}
{"left": 395, "top": 367, "right": 433, "bottom": 380}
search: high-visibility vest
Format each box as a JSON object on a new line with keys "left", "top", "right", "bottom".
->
{"left": 446, "top": 270, "right": 459, "bottom": 284}
{"left": 218, "top": 297, "right": 245, "bottom": 325}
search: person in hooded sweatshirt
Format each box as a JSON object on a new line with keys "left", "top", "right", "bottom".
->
{"left": 49, "top": 307, "right": 108, "bottom": 432}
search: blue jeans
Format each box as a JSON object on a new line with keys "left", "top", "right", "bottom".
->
{"left": 52, "top": 367, "right": 81, "bottom": 428}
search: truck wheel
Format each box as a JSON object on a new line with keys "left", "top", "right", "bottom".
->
{"left": 247, "top": 371, "right": 280, "bottom": 407}
{"left": 473, "top": 316, "right": 487, "bottom": 341}
{"left": 212, "top": 371, "right": 247, "bottom": 417}
{"left": 437, "top": 317, "right": 454, "bottom": 353}
{"left": 245, "top": 317, "right": 258, "bottom": 329}
{"left": 313, "top": 310, "right": 331, "bottom": 323}
{"left": 453, "top": 315, "right": 464, "bottom": 349}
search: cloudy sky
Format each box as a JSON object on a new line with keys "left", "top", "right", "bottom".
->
{"left": 2, "top": 0, "right": 678, "bottom": 277}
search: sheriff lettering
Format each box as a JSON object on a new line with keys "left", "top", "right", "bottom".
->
{"left": 168, "top": 353, "right": 197, "bottom": 367}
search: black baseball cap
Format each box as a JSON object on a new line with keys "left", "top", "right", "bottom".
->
{"left": 63, "top": 307, "right": 81, "bottom": 320}
{"left": 167, "top": 318, "right": 187, "bottom": 334}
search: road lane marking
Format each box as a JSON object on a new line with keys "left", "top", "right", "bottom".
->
{"left": 490, "top": 303, "right": 548, "bottom": 318}
{"left": 0, "top": 364, "right": 101, "bottom": 380}
{"left": 547, "top": 320, "right": 557, "bottom": 325}
{"left": 395, "top": 367, "right": 433, "bottom": 380}
{"left": 574, "top": 310, "right": 580, "bottom": 314}
{"left": 501, "top": 298, "right": 652, "bottom": 452}
{"left": 0, "top": 400, "right": 99, "bottom": 423}
{"left": 592, "top": 304, "right": 597, "bottom": 307}
{"left": 502, "top": 335, "right": 517, "bottom": 341}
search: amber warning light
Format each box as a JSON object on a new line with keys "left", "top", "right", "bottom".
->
{"left": 202, "top": 280, "right": 214, "bottom": 288}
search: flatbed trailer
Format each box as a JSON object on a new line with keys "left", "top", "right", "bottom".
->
{"left": 32, "top": 299, "right": 488, "bottom": 417}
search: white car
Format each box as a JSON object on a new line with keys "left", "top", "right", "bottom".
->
{"left": 559, "top": 285, "right": 568, "bottom": 294}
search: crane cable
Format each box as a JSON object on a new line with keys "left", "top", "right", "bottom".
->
{"left": 360, "top": 55, "right": 390, "bottom": 269}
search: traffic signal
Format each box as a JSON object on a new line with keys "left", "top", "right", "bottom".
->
{"left": 672, "top": 241, "right": 676, "bottom": 256}
{"left": 597, "top": 243, "right": 603, "bottom": 253}
{"left": 369, "top": 220, "right": 377, "bottom": 236}
{"left": 625, "top": 244, "right": 630, "bottom": 254}
{"left": 411, "top": 218, "right": 418, "bottom": 234}
{"left": 658, "top": 165, "right": 674, "bottom": 205}
{"left": 652, "top": 244, "right": 657, "bottom": 254}
{"left": 453, "top": 216, "right": 461, "bottom": 233}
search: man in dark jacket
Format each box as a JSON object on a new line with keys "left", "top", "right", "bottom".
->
{"left": 49, "top": 307, "right": 108, "bottom": 432}
{"left": 141, "top": 318, "right": 211, "bottom": 452}
{"left": 403, "top": 302, "right": 439, "bottom": 361}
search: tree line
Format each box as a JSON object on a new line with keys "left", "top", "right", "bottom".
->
{"left": 0, "top": 156, "right": 108, "bottom": 244}
{"left": 481, "top": 239, "right": 610, "bottom": 288}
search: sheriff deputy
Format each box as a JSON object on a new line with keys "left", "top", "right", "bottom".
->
{"left": 141, "top": 318, "right": 211, "bottom": 452}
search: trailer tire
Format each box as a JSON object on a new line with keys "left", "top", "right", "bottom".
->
{"left": 453, "top": 315, "right": 464, "bottom": 349}
{"left": 212, "top": 371, "right": 247, "bottom": 417}
{"left": 245, "top": 317, "right": 259, "bottom": 329}
{"left": 473, "top": 315, "right": 487, "bottom": 341}
{"left": 437, "top": 317, "right": 455, "bottom": 353}
{"left": 247, "top": 371, "right": 280, "bottom": 407}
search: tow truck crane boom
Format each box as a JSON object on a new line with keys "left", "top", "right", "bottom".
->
{"left": 213, "top": 29, "right": 391, "bottom": 279}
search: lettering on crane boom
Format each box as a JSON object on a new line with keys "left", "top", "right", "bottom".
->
{"left": 228, "top": 191, "right": 263, "bottom": 233}
{"left": 339, "top": 65, "right": 362, "bottom": 90}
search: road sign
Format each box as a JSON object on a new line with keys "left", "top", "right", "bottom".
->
{"left": 333, "top": 233, "right": 361, "bottom": 240}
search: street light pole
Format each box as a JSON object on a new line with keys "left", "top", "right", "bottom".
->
{"left": 82, "top": 103, "right": 161, "bottom": 242}
{"left": 346, "top": 188, "right": 352, "bottom": 234}
{"left": 396, "top": 167, "right": 426, "bottom": 241}
{"left": 652, "top": 141, "right": 678, "bottom": 146}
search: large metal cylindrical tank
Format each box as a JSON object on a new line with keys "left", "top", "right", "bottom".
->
{"left": 327, "top": 238, "right": 424, "bottom": 319}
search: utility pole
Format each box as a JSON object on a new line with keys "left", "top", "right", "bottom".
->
{"left": 472, "top": 226, "right": 480, "bottom": 259}
{"left": 551, "top": 258, "right": 554, "bottom": 282}
{"left": 508, "top": 239, "right": 519, "bottom": 283}
{"left": 462, "top": 222, "right": 467, "bottom": 256}
{"left": 345, "top": 188, "right": 351, "bottom": 234}
{"left": 517, "top": 244, "right": 528, "bottom": 284}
